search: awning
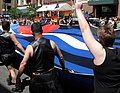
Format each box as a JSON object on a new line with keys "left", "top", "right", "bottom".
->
{"left": 17, "top": 6, "right": 29, "bottom": 13}
{"left": 88, "top": 0, "right": 118, "bottom": 5}
{"left": 55, "top": 3, "right": 73, "bottom": 11}
{"left": 36, "top": 3, "right": 73, "bottom": 12}
{"left": 36, "top": 4, "right": 55, "bottom": 12}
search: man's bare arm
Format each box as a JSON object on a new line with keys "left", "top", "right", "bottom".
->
{"left": 17, "top": 45, "right": 33, "bottom": 78}
{"left": 50, "top": 40, "right": 65, "bottom": 69}
{"left": 10, "top": 34, "right": 25, "bottom": 53}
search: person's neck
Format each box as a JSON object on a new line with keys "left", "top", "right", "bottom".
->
{"left": 35, "top": 34, "right": 42, "bottom": 40}
{"left": 4, "top": 30, "right": 8, "bottom": 32}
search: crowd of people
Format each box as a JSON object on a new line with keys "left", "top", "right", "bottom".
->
{"left": 0, "top": 1, "right": 120, "bottom": 93}
{"left": 99, "top": 16, "right": 120, "bottom": 30}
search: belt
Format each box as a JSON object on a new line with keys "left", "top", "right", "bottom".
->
{"left": 33, "top": 68, "right": 54, "bottom": 75}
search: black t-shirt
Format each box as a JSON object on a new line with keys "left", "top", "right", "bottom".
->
{"left": 0, "top": 31, "right": 15, "bottom": 54}
{"left": 0, "top": 31, "right": 16, "bottom": 66}
{"left": 94, "top": 47, "right": 120, "bottom": 93}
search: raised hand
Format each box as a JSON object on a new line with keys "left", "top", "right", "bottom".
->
{"left": 75, "top": 1, "right": 83, "bottom": 10}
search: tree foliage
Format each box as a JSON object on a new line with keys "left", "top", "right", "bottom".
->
{"left": 26, "top": 4, "right": 36, "bottom": 18}
{"left": 8, "top": 8, "right": 21, "bottom": 18}
{"left": 8, "top": 4, "right": 37, "bottom": 19}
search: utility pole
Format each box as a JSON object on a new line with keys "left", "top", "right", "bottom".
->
{"left": 3, "top": 0, "right": 7, "bottom": 14}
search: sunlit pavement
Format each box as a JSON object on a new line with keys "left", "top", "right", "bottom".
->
{"left": 0, "top": 64, "right": 29, "bottom": 93}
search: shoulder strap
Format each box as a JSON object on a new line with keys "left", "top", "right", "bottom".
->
{"left": 0, "top": 32, "right": 4, "bottom": 35}
{"left": 0, "top": 35, "right": 8, "bottom": 44}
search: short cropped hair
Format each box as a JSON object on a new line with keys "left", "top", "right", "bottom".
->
{"left": 2, "top": 20, "right": 10, "bottom": 31}
{"left": 97, "top": 23, "right": 115, "bottom": 47}
{"left": 31, "top": 22, "right": 43, "bottom": 34}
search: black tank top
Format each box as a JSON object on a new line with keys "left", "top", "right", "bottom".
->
{"left": 0, "top": 31, "right": 15, "bottom": 54}
{"left": 30, "top": 37, "right": 55, "bottom": 73}
{"left": 94, "top": 47, "right": 120, "bottom": 93}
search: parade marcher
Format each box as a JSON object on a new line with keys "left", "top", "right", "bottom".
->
{"left": 0, "top": 20, "right": 25, "bottom": 85}
{"left": 116, "top": 17, "right": 120, "bottom": 30}
{"left": 76, "top": 1, "right": 120, "bottom": 93}
{"left": 13, "top": 22, "right": 67, "bottom": 93}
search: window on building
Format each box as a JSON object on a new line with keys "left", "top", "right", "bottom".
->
{"left": 4, "top": 0, "right": 11, "bottom": 3}
{"left": 102, "top": 6, "right": 112, "bottom": 13}
{"left": 7, "top": 6, "right": 11, "bottom": 10}
{"left": 26, "top": 0, "right": 31, "bottom": 3}
{"left": 101, "top": 5, "right": 117, "bottom": 17}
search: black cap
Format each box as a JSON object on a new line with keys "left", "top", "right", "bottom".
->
{"left": 31, "top": 22, "right": 43, "bottom": 34}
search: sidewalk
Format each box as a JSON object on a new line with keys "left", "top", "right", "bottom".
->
{"left": 0, "top": 65, "right": 29, "bottom": 93}
{"left": 0, "top": 62, "right": 94, "bottom": 93}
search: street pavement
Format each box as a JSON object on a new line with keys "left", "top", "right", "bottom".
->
{"left": 0, "top": 62, "right": 94, "bottom": 93}
{"left": 0, "top": 64, "right": 29, "bottom": 93}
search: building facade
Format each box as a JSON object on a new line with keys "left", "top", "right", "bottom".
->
{"left": 0, "top": 0, "right": 92, "bottom": 14}
{"left": 0, "top": 0, "right": 120, "bottom": 17}
{"left": 0, "top": 0, "right": 38, "bottom": 14}
{"left": 88, "top": 0, "right": 120, "bottom": 17}
{"left": 0, "top": 0, "right": 17, "bottom": 14}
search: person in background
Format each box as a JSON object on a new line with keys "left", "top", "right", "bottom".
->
{"left": 0, "top": 20, "right": 25, "bottom": 85}
{"left": 116, "top": 17, "right": 120, "bottom": 30}
{"left": 76, "top": 2, "right": 120, "bottom": 93}
{"left": 13, "top": 22, "right": 67, "bottom": 93}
